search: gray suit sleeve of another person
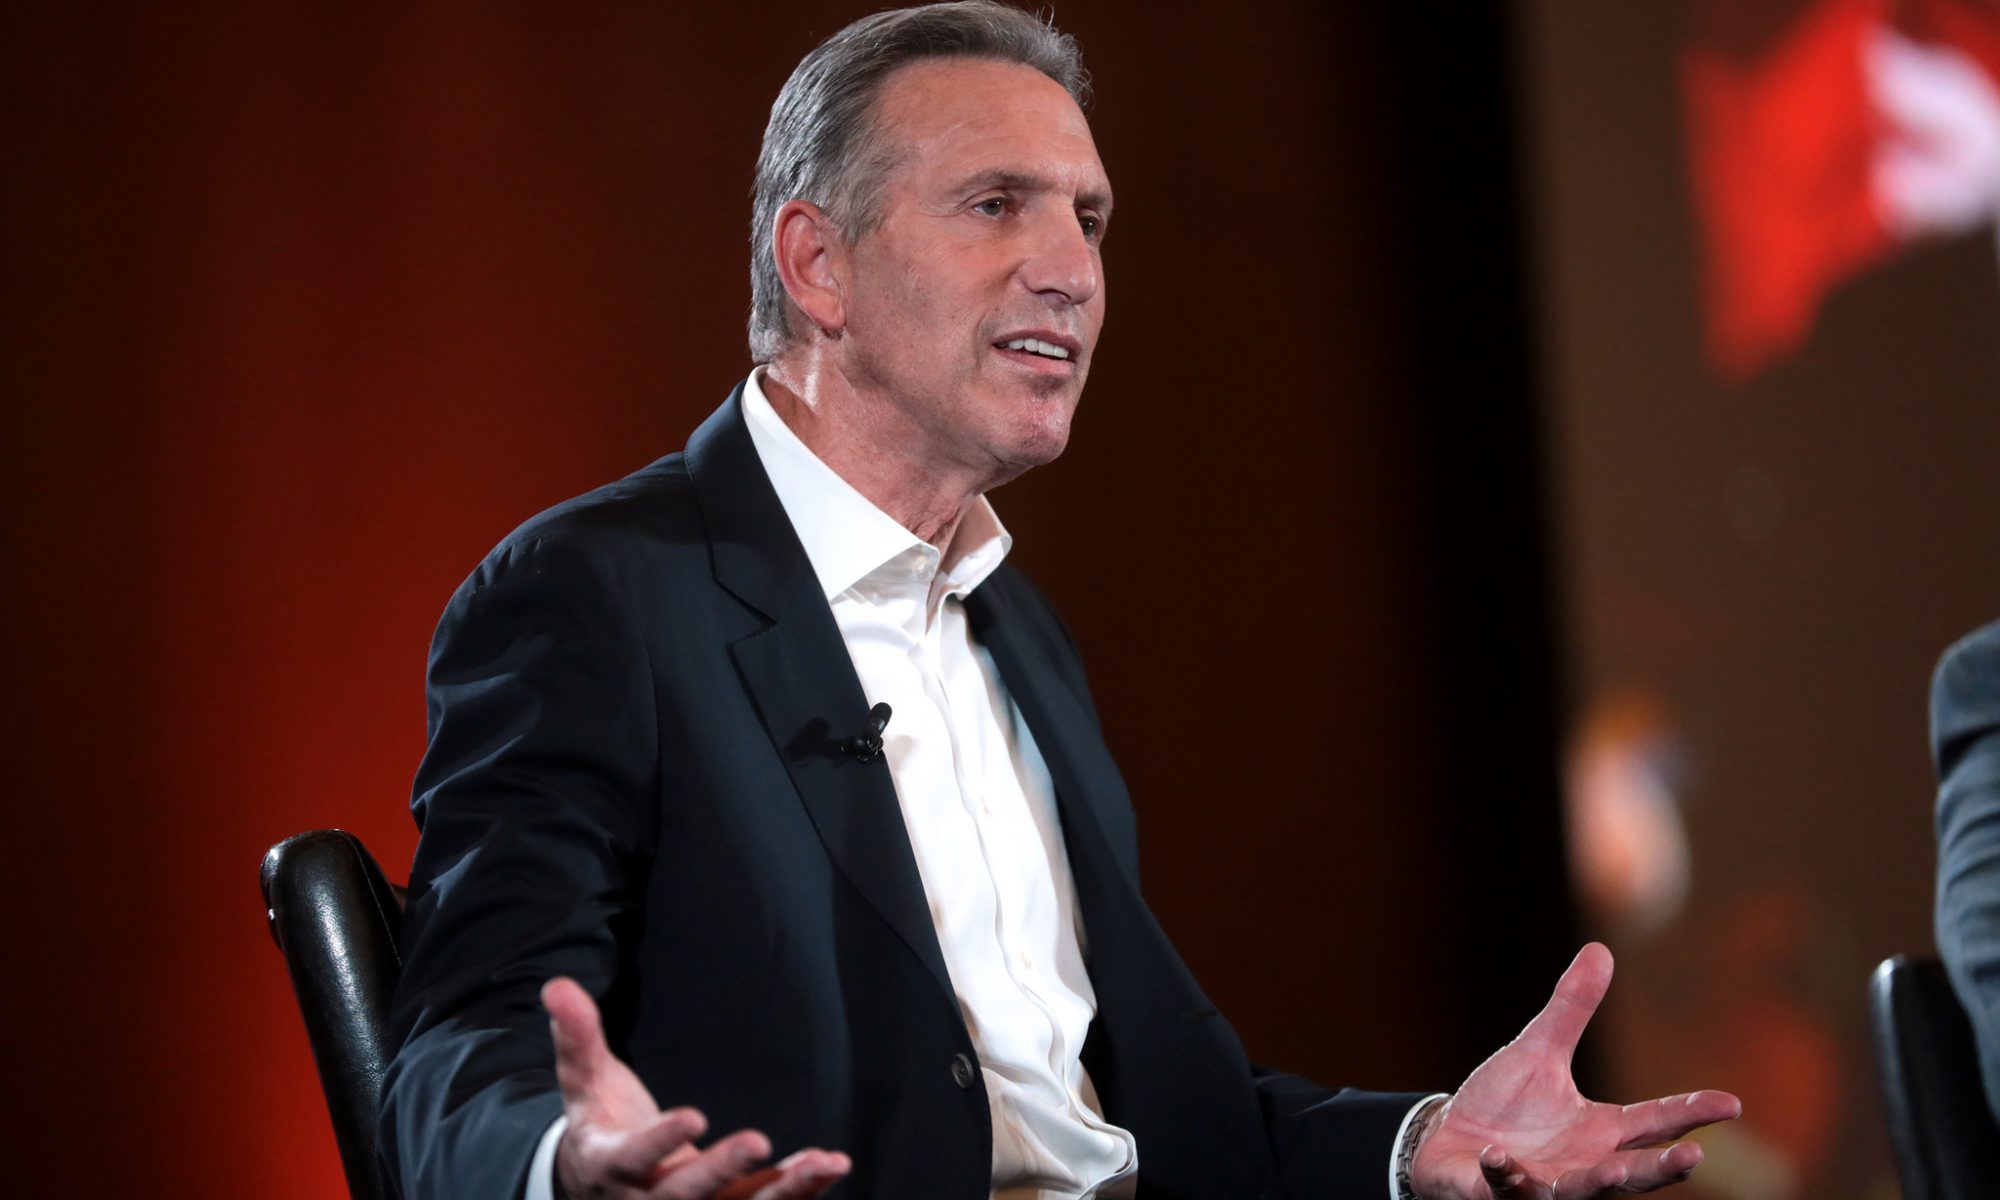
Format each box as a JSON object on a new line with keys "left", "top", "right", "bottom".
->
{"left": 1933, "top": 618, "right": 2000, "bottom": 1126}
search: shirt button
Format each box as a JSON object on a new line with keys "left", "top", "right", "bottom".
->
{"left": 950, "top": 1053, "right": 977, "bottom": 1089}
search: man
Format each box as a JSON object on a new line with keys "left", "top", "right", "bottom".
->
{"left": 378, "top": 5, "right": 1741, "bottom": 1198}
{"left": 1934, "top": 618, "right": 2000, "bottom": 1125}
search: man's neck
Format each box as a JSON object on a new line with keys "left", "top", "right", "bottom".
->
{"left": 759, "top": 362, "right": 988, "bottom": 549}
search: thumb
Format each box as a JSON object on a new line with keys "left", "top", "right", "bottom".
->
{"left": 1517, "top": 942, "right": 1612, "bottom": 1060}
{"left": 543, "top": 976, "right": 611, "bottom": 1103}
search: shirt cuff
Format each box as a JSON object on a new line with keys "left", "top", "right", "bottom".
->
{"left": 526, "top": 1114, "right": 569, "bottom": 1200}
{"left": 1388, "top": 1093, "right": 1451, "bottom": 1200}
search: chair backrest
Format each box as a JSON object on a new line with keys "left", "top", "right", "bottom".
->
{"left": 1869, "top": 953, "right": 2000, "bottom": 1200}
{"left": 262, "top": 829, "right": 406, "bottom": 1200}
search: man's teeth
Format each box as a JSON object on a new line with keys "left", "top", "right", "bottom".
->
{"left": 1002, "top": 337, "right": 1071, "bottom": 360}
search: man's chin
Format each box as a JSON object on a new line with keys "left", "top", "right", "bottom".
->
{"left": 989, "top": 413, "right": 1074, "bottom": 480}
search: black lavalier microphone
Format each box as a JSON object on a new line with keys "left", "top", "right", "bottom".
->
{"left": 842, "top": 702, "right": 894, "bottom": 762}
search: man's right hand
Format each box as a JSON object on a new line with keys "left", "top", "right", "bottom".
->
{"left": 543, "top": 977, "right": 852, "bottom": 1200}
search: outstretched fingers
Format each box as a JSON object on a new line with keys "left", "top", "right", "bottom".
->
{"left": 539, "top": 976, "right": 850, "bottom": 1199}
{"left": 607, "top": 1107, "right": 708, "bottom": 1181}
{"left": 1616, "top": 1091, "right": 1744, "bottom": 1149}
{"left": 1516, "top": 943, "right": 1614, "bottom": 1060}
{"left": 538, "top": 977, "right": 848, "bottom": 1199}
{"left": 1479, "top": 1145, "right": 1553, "bottom": 1200}
{"left": 735, "top": 1150, "right": 853, "bottom": 1200}
{"left": 646, "top": 1128, "right": 773, "bottom": 1199}
{"left": 1550, "top": 1142, "right": 1704, "bottom": 1197}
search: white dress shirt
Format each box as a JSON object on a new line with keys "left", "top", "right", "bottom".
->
{"left": 527, "top": 373, "right": 1433, "bottom": 1199}
{"left": 741, "top": 371, "right": 1138, "bottom": 1198}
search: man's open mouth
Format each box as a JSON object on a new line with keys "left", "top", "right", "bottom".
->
{"left": 995, "top": 336, "right": 1075, "bottom": 361}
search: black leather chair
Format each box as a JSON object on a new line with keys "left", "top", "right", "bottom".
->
{"left": 1869, "top": 954, "right": 2000, "bottom": 1200}
{"left": 262, "top": 830, "right": 405, "bottom": 1200}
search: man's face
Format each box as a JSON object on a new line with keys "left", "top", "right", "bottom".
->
{"left": 836, "top": 57, "right": 1111, "bottom": 479}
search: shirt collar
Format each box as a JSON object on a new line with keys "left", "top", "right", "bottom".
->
{"left": 740, "top": 368, "right": 1013, "bottom": 602}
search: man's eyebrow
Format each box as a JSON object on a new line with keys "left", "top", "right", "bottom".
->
{"left": 952, "top": 168, "right": 1114, "bottom": 212}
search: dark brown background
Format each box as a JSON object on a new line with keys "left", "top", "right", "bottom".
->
{"left": 1524, "top": 2, "right": 2000, "bottom": 1196}
{"left": 6, "top": 2, "right": 1578, "bottom": 1195}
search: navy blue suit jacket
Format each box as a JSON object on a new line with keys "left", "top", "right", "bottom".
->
{"left": 378, "top": 388, "right": 1424, "bottom": 1199}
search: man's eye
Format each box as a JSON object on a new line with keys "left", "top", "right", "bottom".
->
{"left": 1079, "top": 214, "right": 1101, "bottom": 238}
{"left": 973, "top": 198, "right": 1007, "bottom": 217}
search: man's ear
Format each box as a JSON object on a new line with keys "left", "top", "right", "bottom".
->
{"left": 772, "top": 199, "right": 847, "bottom": 337}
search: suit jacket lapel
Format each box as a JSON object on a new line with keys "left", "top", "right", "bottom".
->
{"left": 686, "top": 390, "right": 954, "bottom": 997}
{"left": 965, "top": 585, "right": 1144, "bottom": 905}
{"left": 969, "top": 583, "right": 1277, "bottom": 1184}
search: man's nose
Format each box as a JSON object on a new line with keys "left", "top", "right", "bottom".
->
{"left": 1019, "top": 211, "right": 1099, "bottom": 308}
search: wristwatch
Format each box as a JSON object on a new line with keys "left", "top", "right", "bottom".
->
{"left": 1395, "top": 1096, "right": 1449, "bottom": 1200}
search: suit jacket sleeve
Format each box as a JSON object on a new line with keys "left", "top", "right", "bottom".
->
{"left": 378, "top": 532, "right": 661, "bottom": 1200}
{"left": 1252, "top": 1070, "right": 1431, "bottom": 1197}
{"left": 1934, "top": 618, "right": 2000, "bottom": 1126}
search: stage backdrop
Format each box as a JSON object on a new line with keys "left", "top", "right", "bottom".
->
{"left": 1521, "top": 1, "right": 2000, "bottom": 1196}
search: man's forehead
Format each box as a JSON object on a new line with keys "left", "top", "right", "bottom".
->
{"left": 871, "top": 57, "right": 1109, "bottom": 197}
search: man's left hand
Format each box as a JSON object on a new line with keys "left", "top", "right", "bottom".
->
{"left": 1410, "top": 943, "right": 1741, "bottom": 1200}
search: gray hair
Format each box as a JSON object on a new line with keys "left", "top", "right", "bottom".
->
{"left": 747, "top": 2, "right": 1089, "bottom": 363}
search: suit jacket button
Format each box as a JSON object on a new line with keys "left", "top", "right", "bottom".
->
{"left": 950, "top": 1053, "right": 977, "bottom": 1089}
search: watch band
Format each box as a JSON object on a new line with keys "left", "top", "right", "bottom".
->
{"left": 1395, "top": 1095, "right": 1449, "bottom": 1200}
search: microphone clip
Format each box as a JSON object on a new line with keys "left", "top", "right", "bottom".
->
{"left": 842, "top": 702, "right": 893, "bottom": 763}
